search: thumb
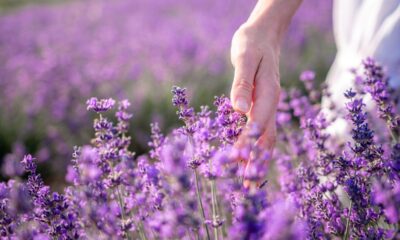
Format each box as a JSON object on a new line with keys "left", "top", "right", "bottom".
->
{"left": 230, "top": 55, "right": 259, "bottom": 113}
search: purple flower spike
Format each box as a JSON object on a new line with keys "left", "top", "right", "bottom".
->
{"left": 86, "top": 97, "right": 116, "bottom": 113}
{"left": 361, "top": 57, "right": 400, "bottom": 136}
{"left": 171, "top": 86, "right": 189, "bottom": 108}
{"left": 21, "top": 155, "right": 36, "bottom": 173}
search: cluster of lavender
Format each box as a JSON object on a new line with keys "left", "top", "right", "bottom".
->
{"left": 0, "top": 0, "right": 333, "bottom": 171}
{"left": 2, "top": 59, "right": 398, "bottom": 239}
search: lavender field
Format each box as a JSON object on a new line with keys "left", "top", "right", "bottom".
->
{"left": 3, "top": 0, "right": 399, "bottom": 239}
{"left": 1, "top": 60, "right": 400, "bottom": 239}
{"left": 0, "top": 0, "right": 334, "bottom": 178}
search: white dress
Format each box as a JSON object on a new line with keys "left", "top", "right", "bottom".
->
{"left": 324, "top": 0, "right": 400, "bottom": 138}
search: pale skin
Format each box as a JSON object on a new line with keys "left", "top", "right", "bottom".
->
{"left": 231, "top": 0, "right": 303, "bottom": 151}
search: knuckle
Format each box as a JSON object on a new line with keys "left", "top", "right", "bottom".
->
{"left": 233, "top": 49, "right": 256, "bottom": 66}
{"left": 232, "top": 54, "right": 247, "bottom": 66}
{"left": 238, "top": 47, "right": 254, "bottom": 57}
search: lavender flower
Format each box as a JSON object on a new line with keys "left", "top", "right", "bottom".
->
{"left": 373, "top": 180, "right": 400, "bottom": 224}
{"left": 214, "top": 96, "right": 246, "bottom": 145}
{"left": 172, "top": 86, "right": 196, "bottom": 134}
{"left": 86, "top": 97, "right": 116, "bottom": 113}
{"left": 228, "top": 190, "right": 268, "bottom": 240}
{"left": 20, "top": 155, "right": 80, "bottom": 239}
{"left": 361, "top": 58, "right": 400, "bottom": 137}
{"left": 148, "top": 122, "right": 165, "bottom": 160}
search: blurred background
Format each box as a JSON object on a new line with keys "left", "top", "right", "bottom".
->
{"left": 0, "top": 0, "right": 335, "bottom": 187}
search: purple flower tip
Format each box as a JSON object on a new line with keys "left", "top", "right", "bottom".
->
{"left": 119, "top": 99, "right": 131, "bottom": 110}
{"left": 344, "top": 89, "right": 356, "bottom": 99}
{"left": 21, "top": 154, "right": 36, "bottom": 173}
{"left": 86, "top": 97, "right": 116, "bottom": 113}
{"left": 171, "top": 86, "right": 188, "bottom": 107}
{"left": 300, "top": 70, "right": 315, "bottom": 82}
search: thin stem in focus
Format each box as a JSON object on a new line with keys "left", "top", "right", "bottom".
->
{"left": 194, "top": 169, "right": 211, "bottom": 240}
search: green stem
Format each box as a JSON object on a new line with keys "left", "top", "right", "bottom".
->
{"left": 208, "top": 151, "right": 220, "bottom": 240}
{"left": 194, "top": 170, "right": 211, "bottom": 240}
{"left": 216, "top": 193, "right": 226, "bottom": 238}
{"left": 343, "top": 201, "right": 352, "bottom": 240}
{"left": 116, "top": 186, "right": 133, "bottom": 240}
{"left": 138, "top": 221, "right": 148, "bottom": 240}
{"left": 211, "top": 180, "right": 219, "bottom": 240}
{"left": 389, "top": 129, "right": 398, "bottom": 144}
{"left": 392, "top": 224, "right": 400, "bottom": 240}
{"left": 137, "top": 229, "right": 145, "bottom": 240}
{"left": 196, "top": 231, "right": 201, "bottom": 240}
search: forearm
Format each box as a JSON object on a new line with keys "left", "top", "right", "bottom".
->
{"left": 245, "top": 0, "right": 302, "bottom": 45}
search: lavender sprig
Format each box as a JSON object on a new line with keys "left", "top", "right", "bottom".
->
{"left": 361, "top": 58, "right": 400, "bottom": 140}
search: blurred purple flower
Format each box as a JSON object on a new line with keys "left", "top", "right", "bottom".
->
{"left": 86, "top": 97, "right": 115, "bottom": 113}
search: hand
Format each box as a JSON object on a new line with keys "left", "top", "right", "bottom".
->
{"left": 230, "top": 23, "right": 281, "bottom": 152}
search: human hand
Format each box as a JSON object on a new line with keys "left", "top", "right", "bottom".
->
{"left": 230, "top": 23, "right": 281, "bottom": 152}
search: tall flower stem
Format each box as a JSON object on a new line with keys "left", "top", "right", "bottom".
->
{"left": 116, "top": 186, "right": 133, "bottom": 240}
{"left": 138, "top": 221, "right": 148, "bottom": 240}
{"left": 194, "top": 169, "right": 211, "bottom": 240}
{"left": 116, "top": 185, "right": 146, "bottom": 240}
{"left": 208, "top": 153, "right": 220, "bottom": 240}
{"left": 343, "top": 201, "right": 352, "bottom": 240}
{"left": 389, "top": 130, "right": 398, "bottom": 144}
{"left": 211, "top": 180, "right": 219, "bottom": 240}
{"left": 216, "top": 195, "right": 226, "bottom": 238}
{"left": 194, "top": 229, "right": 201, "bottom": 240}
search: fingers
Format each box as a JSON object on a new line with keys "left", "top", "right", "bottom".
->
{"left": 247, "top": 58, "right": 280, "bottom": 151}
{"left": 248, "top": 62, "right": 280, "bottom": 127}
{"left": 256, "top": 116, "right": 277, "bottom": 152}
{"left": 242, "top": 119, "right": 276, "bottom": 190}
{"left": 230, "top": 52, "right": 260, "bottom": 114}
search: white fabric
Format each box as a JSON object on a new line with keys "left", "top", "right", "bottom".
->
{"left": 324, "top": 0, "right": 400, "bottom": 139}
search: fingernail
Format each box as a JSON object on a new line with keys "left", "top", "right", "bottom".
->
{"left": 236, "top": 98, "right": 250, "bottom": 113}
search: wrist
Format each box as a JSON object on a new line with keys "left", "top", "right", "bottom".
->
{"left": 245, "top": 0, "right": 302, "bottom": 46}
{"left": 240, "top": 20, "right": 283, "bottom": 48}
